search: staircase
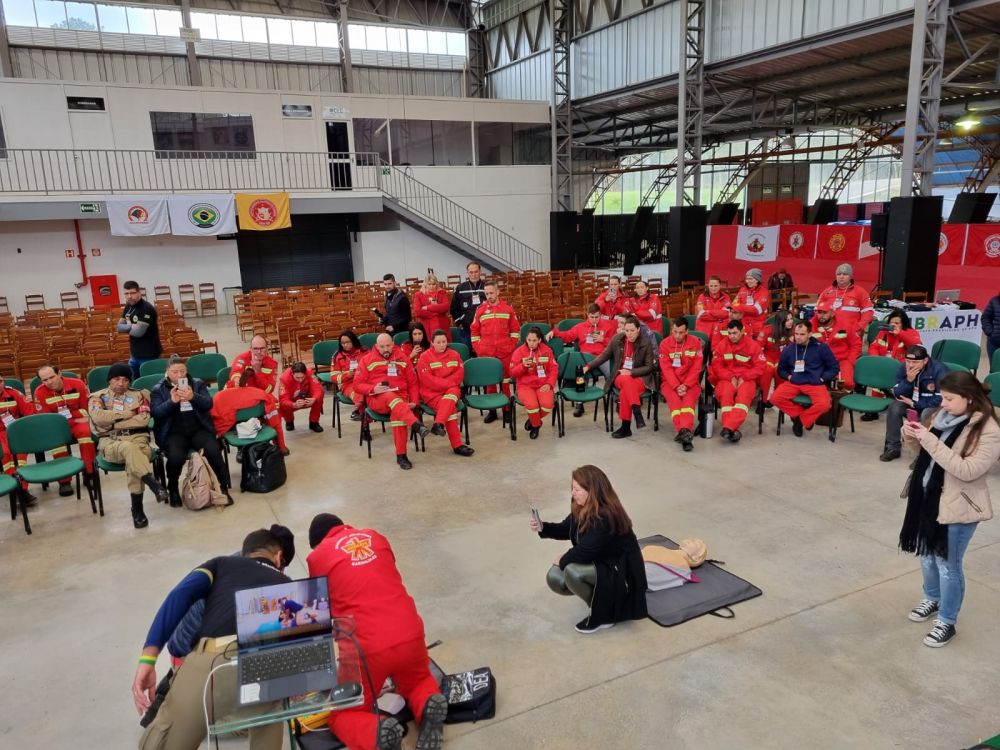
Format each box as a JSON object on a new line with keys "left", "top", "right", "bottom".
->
{"left": 376, "top": 161, "right": 543, "bottom": 273}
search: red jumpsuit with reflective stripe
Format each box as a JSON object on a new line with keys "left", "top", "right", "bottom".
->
{"left": 509, "top": 342, "right": 558, "bottom": 429}
{"left": 553, "top": 319, "right": 617, "bottom": 358}
{"left": 355, "top": 347, "right": 419, "bottom": 455}
{"left": 331, "top": 348, "right": 366, "bottom": 406}
{"left": 709, "top": 334, "right": 766, "bottom": 431}
{"left": 412, "top": 289, "right": 452, "bottom": 341}
{"left": 731, "top": 285, "right": 770, "bottom": 336}
{"left": 695, "top": 291, "right": 732, "bottom": 338}
{"left": 816, "top": 284, "right": 874, "bottom": 335}
{"left": 868, "top": 328, "right": 921, "bottom": 363}
{"left": 278, "top": 367, "right": 324, "bottom": 424}
{"left": 659, "top": 334, "right": 703, "bottom": 433}
{"left": 471, "top": 300, "right": 520, "bottom": 398}
{"left": 626, "top": 294, "right": 662, "bottom": 328}
{"left": 33, "top": 376, "right": 95, "bottom": 476}
{"left": 0, "top": 387, "right": 33, "bottom": 489}
{"left": 813, "top": 320, "right": 862, "bottom": 388}
{"left": 226, "top": 351, "right": 278, "bottom": 394}
{"left": 210, "top": 386, "right": 286, "bottom": 452}
{"left": 595, "top": 289, "right": 628, "bottom": 321}
{"left": 417, "top": 347, "right": 465, "bottom": 448}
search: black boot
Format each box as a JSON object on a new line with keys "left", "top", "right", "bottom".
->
{"left": 131, "top": 493, "right": 149, "bottom": 529}
{"left": 168, "top": 487, "right": 183, "bottom": 508}
{"left": 483, "top": 409, "right": 498, "bottom": 424}
{"left": 141, "top": 473, "right": 169, "bottom": 504}
{"left": 573, "top": 403, "right": 585, "bottom": 418}
{"left": 632, "top": 405, "right": 646, "bottom": 430}
{"left": 411, "top": 421, "right": 430, "bottom": 439}
{"left": 309, "top": 421, "right": 324, "bottom": 433}
{"left": 612, "top": 420, "right": 632, "bottom": 439}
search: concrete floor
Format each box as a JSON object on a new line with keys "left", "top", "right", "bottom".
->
{"left": 2, "top": 314, "right": 999, "bottom": 750}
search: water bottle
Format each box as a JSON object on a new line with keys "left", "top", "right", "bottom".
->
{"left": 574, "top": 366, "right": 585, "bottom": 392}
{"left": 699, "top": 398, "right": 714, "bottom": 438}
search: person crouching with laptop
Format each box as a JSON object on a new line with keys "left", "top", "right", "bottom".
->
{"left": 132, "top": 526, "right": 295, "bottom": 750}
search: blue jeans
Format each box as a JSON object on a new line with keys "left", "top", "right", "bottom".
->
{"left": 987, "top": 340, "right": 998, "bottom": 368}
{"left": 921, "top": 522, "right": 978, "bottom": 625}
{"left": 128, "top": 355, "right": 157, "bottom": 380}
{"left": 456, "top": 327, "right": 475, "bottom": 357}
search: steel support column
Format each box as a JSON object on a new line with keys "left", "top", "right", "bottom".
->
{"left": 180, "top": 0, "right": 203, "bottom": 87}
{"left": 675, "top": 0, "right": 705, "bottom": 206}
{"left": 466, "top": 22, "right": 488, "bottom": 97}
{"left": 550, "top": 0, "right": 573, "bottom": 211}
{"left": 338, "top": 0, "right": 354, "bottom": 93}
{"left": 900, "top": 0, "right": 948, "bottom": 196}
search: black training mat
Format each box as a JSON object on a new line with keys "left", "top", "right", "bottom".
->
{"left": 639, "top": 535, "right": 763, "bottom": 627}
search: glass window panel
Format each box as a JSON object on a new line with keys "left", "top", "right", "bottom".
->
{"left": 150, "top": 112, "right": 256, "bottom": 158}
{"left": 3, "top": 0, "right": 37, "bottom": 27}
{"left": 214, "top": 14, "right": 242, "bottom": 41}
{"left": 432, "top": 121, "right": 473, "bottom": 166}
{"left": 365, "top": 25, "right": 386, "bottom": 51}
{"left": 348, "top": 24, "right": 365, "bottom": 49}
{"left": 126, "top": 6, "right": 156, "bottom": 35}
{"left": 446, "top": 32, "right": 466, "bottom": 56}
{"left": 475, "top": 122, "right": 513, "bottom": 166}
{"left": 242, "top": 16, "right": 267, "bottom": 43}
{"left": 513, "top": 123, "right": 550, "bottom": 165}
{"left": 426, "top": 30, "right": 447, "bottom": 54}
{"left": 353, "top": 118, "right": 390, "bottom": 163}
{"left": 314, "top": 21, "right": 338, "bottom": 47}
{"left": 189, "top": 11, "right": 217, "bottom": 39}
{"left": 390, "top": 119, "right": 434, "bottom": 166}
{"left": 267, "top": 17, "right": 292, "bottom": 45}
{"left": 153, "top": 9, "right": 181, "bottom": 36}
{"left": 407, "top": 29, "right": 426, "bottom": 53}
{"left": 291, "top": 20, "right": 315, "bottom": 46}
{"left": 35, "top": 0, "right": 67, "bottom": 28}
{"left": 385, "top": 27, "right": 406, "bottom": 52}
{"left": 63, "top": 2, "right": 96, "bottom": 30}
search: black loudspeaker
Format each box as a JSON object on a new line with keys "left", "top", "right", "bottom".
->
{"left": 869, "top": 213, "right": 889, "bottom": 248}
{"left": 806, "top": 199, "right": 838, "bottom": 225}
{"left": 624, "top": 206, "right": 654, "bottom": 275}
{"left": 578, "top": 210, "right": 595, "bottom": 268}
{"left": 882, "top": 196, "right": 943, "bottom": 299}
{"left": 667, "top": 205, "right": 708, "bottom": 288}
{"left": 549, "top": 211, "right": 578, "bottom": 271}
{"left": 947, "top": 192, "right": 997, "bottom": 223}
{"left": 707, "top": 202, "right": 739, "bottom": 225}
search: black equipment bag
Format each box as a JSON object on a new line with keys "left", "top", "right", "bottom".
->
{"left": 442, "top": 667, "right": 496, "bottom": 724}
{"left": 240, "top": 441, "right": 287, "bottom": 493}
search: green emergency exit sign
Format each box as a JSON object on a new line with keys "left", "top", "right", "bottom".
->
{"left": 79, "top": 202, "right": 102, "bottom": 214}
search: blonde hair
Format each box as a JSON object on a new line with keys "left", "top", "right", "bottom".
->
{"left": 423, "top": 273, "right": 439, "bottom": 291}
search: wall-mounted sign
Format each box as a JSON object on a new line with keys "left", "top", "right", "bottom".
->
{"left": 178, "top": 27, "right": 201, "bottom": 42}
{"left": 67, "top": 96, "right": 105, "bottom": 111}
{"left": 79, "top": 202, "right": 102, "bottom": 214}
{"left": 282, "top": 104, "right": 314, "bottom": 119}
{"left": 91, "top": 248, "right": 102, "bottom": 257}
{"left": 322, "top": 105, "right": 350, "bottom": 120}
{"left": 65, "top": 249, "right": 74, "bottom": 258}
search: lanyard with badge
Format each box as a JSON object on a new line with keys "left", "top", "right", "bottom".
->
{"left": 533, "top": 350, "right": 546, "bottom": 378}
{"left": 623, "top": 340, "right": 634, "bottom": 371}
{"left": 1, "top": 410, "right": 13, "bottom": 427}
{"left": 794, "top": 341, "right": 808, "bottom": 373}
{"left": 58, "top": 395, "right": 73, "bottom": 420}
{"left": 672, "top": 344, "right": 683, "bottom": 368}
{"left": 387, "top": 358, "right": 398, "bottom": 378}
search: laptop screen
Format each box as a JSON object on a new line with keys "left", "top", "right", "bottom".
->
{"left": 235, "top": 576, "right": 331, "bottom": 648}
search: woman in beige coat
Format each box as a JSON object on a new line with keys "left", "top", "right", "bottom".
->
{"left": 900, "top": 371, "right": 1000, "bottom": 647}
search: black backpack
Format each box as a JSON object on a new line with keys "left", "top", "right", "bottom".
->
{"left": 240, "top": 442, "right": 287, "bottom": 493}
{"left": 441, "top": 667, "right": 496, "bottom": 724}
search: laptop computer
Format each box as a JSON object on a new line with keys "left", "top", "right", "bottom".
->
{"left": 935, "top": 289, "right": 960, "bottom": 303}
{"left": 234, "top": 576, "right": 337, "bottom": 705}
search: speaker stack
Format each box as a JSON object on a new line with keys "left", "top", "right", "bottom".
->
{"left": 667, "top": 205, "right": 708, "bottom": 288}
{"left": 882, "top": 196, "right": 944, "bottom": 299}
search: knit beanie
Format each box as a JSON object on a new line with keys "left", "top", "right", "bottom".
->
{"left": 835, "top": 263, "right": 854, "bottom": 277}
{"left": 309, "top": 513, "right": 345, "bottom": 549}
{"left": 747, "top": 268, "right": 763, "bottom": 283}
{"left": 107, "top": 362, "right": 133, "bottom": 383}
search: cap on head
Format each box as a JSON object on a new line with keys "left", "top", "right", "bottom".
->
{"left": 815, "top": 301, "right": 832, "bottom": 313}
{"left": 309, "top": 513, "right": 345, "bottom": 549}
{"left": 747, "top": 268, "right": 763, "bottom": 283}
{"left": 107, "top": 362, "right": 132, "bottom": 383}
{"left": 905, "top": 344, "right": 929, "bottom": 361}
{"left": 835, "top": 263, "right": 854, "bottom": 277}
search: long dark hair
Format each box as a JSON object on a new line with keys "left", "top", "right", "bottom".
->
{"left": 887, "top": 309, "right": 912, "bottom": 330}
{"left": 770, "top": 308, "right": 795, "bottom": 346}
{"left": 571, "top": 465, "right": 632, "bottom": 534}
{"left": 338, "top": 330, "right": 362, "bottom": 353}
{"left": 937, "top": 371, "right": 999, "bottom": 457}
{"left": 407, "top": 321, "right": 428, "bottom": 347}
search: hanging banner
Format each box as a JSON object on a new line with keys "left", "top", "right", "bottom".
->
{"left": 707, "top": 226, "right": 737, "bottom": 263}
{"left": 735, "top": 225, "right": 779, "bottom": 263}
{"left": 937, "top": 224, "right": 967, "bottom": 266}
{"left": 964, "top": 224, "right": 1000, "bottom": 267}
{"left": 167, "top": 194, "right": 237, "bottom": 236}
{"left": 106, "top": 196, "right": 170, "bottom": 237}
{"left": 816, "top": 225, "right": 862, "bottom": 261}
{"left": 236, "top": 192, "right": 291, "bottom": 231}
{"left": 778, "top": 225, "right": 817, "bottom": 259}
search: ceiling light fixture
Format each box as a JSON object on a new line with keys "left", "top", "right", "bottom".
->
{"left": 955, "top": 115, "right": 980, "bottom": 129}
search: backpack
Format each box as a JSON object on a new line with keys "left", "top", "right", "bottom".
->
{"left": 180, "top": 450, "right": 228, "bottom": 510}
{"left": 442, "top": 667, "right": 496, "bottom": 724}
{"left": 240, "top": 441, "right": 287, "bottom": 493}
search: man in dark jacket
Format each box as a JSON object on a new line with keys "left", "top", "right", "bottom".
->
{"left": 981, "top": 292, "right": 1000, "bottom": 363}
{"left": 583, "top": 316, "right": 656, "bottom": 439}
{"left": 373, "top": 274, "right": 411, "bottom": 334}
{"left": 150, "top": 355, "right": 231, "bottom": 505}
{"left": 770, "top": 320, "right": 840, "bottom": 437}
{"left": 880, "top": 344, "right": 949, "bottom": 462}
{"left": 449, "top": 261, "right": 486, "bottom": 353}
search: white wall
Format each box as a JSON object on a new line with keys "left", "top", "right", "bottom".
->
{"left": 353, "top": 219, "right": 477, "bottom": 282}
{"left": 0, "top": 220, "right": 240, "bottom": 316}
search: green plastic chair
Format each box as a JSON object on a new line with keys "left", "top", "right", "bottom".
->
{"left": 312, "top": 340, "right": 340, "bottom": 384}
{"left": 547, "top": 337, "right": 565, "bottom": 360}
{"left": 991, "top": 349, "right": 1000, "bottom": 374}
{"left": 187, "top": 353, "right": 228, "bottom": 384}
{"left": 462, "top": 357, "right": 515, "bottom": 442}
{"left": 556, "top": 318, "right": 583, "bottom": 332}
{"left": 210, "top": 366, "right": 232, "bottom": 396}
{"left": 519, "top": 322, "right": 552, "bottom": 343}
{"left": 450, "top": 327, "right": 461, "bottom": 342}
{"left": 775, "top": 387, "right": 837, "bottom": 442}
{"left": 139, "top": 358, "right": 169, "bottom": 377}
{"left": 359, "top": 333, "right": 380, "bottom": 350}
{"left": 556, "top": 351, "right": 607, "bottom": 436}
{"left": 838, "top": 356, "right": 902, "bottom": 434}
{"left": 448, "top": 342, "right": 470, "bottom": 361}
{"left": 7, "top": 413, "right": 101, "bottom": 534}
{"left": 87, "top": 366, "right": 112, "bottom": 394}
{"left": 29, "top": 372, "right": 77, "bottom": 396}
{"left": 3, "top": 377, "right": 25, "bottom": 394}
{"left": 942, "top": 361, "right": 972, "bottom": 373}
{"left": 1, "top": 472, "right": 28, "bottom": 535}
{"left": 931, "top": 339, "right": 981, "bottom": 375}
{"left": 221, "top": 402, "right": 278, "bottom": 483}
{"left": 393, "top": 331, "right": 409, "bottom": 345}
{"left": 983, "top": 373, "right": 1000, "bottom": 408}
{"left": 359, "top": 401, "right": 425, "bottom": 459}
{"left": 132, "top": 374, "right": 164, "bottom": 392}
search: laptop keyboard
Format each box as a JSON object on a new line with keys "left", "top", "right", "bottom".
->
{"left": 241, "top": 641, "right": 332, "bottom": 684}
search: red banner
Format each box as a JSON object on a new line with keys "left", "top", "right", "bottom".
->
{"left": 965, "top": 224, "right": 1000, "bottom": 267}
{"left": 938, "top": 224, "right": 967, "bottom": 265}
{"left": 778, "top": 225, "right": 817, "bottom": 259}
{"left": 707, "top": 225, "right": 737, "bottom": 262}
{"left": 816, "top": 225, "right": 862, "bottom": 261}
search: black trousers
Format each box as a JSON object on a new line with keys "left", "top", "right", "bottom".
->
{"left": 163, "top": 430, "right": 229, "bottom": 490}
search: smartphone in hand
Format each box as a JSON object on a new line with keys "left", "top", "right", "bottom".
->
{"left": 179, "top": 377, "right": 189, "bottom": 389}
{"left": 906, "top": 408, "right": 919, "bottom": 423}
{"left": 530, "top": 508, "right": 542, "bottom": 527}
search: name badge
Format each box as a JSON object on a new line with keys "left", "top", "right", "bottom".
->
{"left": 472, "top": 294, "right": 482, "bottom": 305}
{"left": 58, "top": 406, "right": 73, "bottom": 420}
{"left": 623, "top": 356, "right": 634, "bottom": 371}
{"left": 387, "top": 363, "right": 398, "bottom": 378}
{"left": 832, "top": 299, "right": 842, "bottom": 309}
{"left": 672, "top": 357, "right": 682, "bottom": 368}
{"left": 536, "top": 364, "right": 546, "bottom": 378}
{"left": 348, "top": 360, "right": 358, "bottom": 371}
{"left": 600, "top": 315, "right": 610, "bottom": 320}
{"left": 112, "top": 400, "right": 125, "bottom": 412}
{"left": 794, "top": 359, "right": 805, "bottom": 373}
{"left": 1, "top": 412, "right": 14, "bottom": 427}
{"left": 585, "top": 334, "right": 594, "bottom": 344}
{"left": 180, "top": 401, "right": 193, "bottom": 412}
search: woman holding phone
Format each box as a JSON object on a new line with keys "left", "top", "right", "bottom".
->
{"left": 900, "top": 371, "right": 1000, "bottom": 647}
{"left": 530, "top": 465, "right": 646, "bottom": 633}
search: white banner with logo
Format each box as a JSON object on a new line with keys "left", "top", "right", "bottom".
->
{"left": 875, "top": 306, "right": 983, "bottom": 352}
{"left": 735, "top": 225, "right": 779, "bottom": 263}
{"left": 167, "top": 194, "right": 237, "bottom": 236}
{"left": 106, "top": 196, "right": 170, "bottom": 236}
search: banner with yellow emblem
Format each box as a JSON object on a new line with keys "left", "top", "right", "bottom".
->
{"left": 236, "top": 192, "right": 292, "bottom": 231}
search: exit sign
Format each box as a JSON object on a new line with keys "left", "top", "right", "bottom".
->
{"left": 79, "top": 202, "right": 102, "bottom": 214}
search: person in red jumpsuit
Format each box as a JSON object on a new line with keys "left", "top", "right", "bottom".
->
{"left": 34, "top": 364, "right": 95, "bottom": 495}
{"left": 0, "top": 376, "right": 34, "bottom": 502}
{"left": 307, "top": 514, "right": 448, "bottom": 750}
{"left": 278, "top": 362, "right": 324, "bottom": 433}
{"left": 354, "top": 334, "right": 430, "bottom": 471}
{"left": 815, "top": 262, "right": 874, "bottom": 337}
{"left": 546, "top": 304, "right": 616, "bottom": 416}
{"left": 757, "top": 309, "right": 795, "bottom": 403}
{"left": 625, "top": 280, "right": 662, "bottom": 330}
{"left": 709, "top": 319, "right": 766, "bottom": 442}
{"left": 659, "top": 317, "right": 704, "bottom": 452}
{"left": 695, "top": 276, "right": 731, "bottom": 338}
{"left": 332, "top": 330, "right": 367, "bottom": 420}
{"left": 731, "top": 268, "right": 770, "bottom": 336}
{"left": 771, "top": 320, "right": 840, "bottom": 436}
{"left": 470, "top": 281, "right": 520, "bottom": 424}
{"left": 509, "top": 326, "right": 558, "bottom": 439}
{"left": 401, "top": 322, "right": 429, "bottom": 366}
{"left": 868, "top": 309, "right": 921, "bottom": 363}
{"left": 811, "top": 302, "right": 862, "bottom": 389}
{"left": 595, "top": 276, "right": 628, "bottom": 320}
{"left": 416, "top": 330, "right": 474, "bottom": 457}
{"left": 412, "top": 273, "right": 451, "bottom": 341}
{"left": 226, "top": 335, "right": 279, "bottom": 394}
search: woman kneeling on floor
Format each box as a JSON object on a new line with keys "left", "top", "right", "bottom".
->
{"left": 532, "top": 465, "right": 647, "bottom": 634}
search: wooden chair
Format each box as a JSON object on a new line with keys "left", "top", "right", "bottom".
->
{"left": 178, "top": 284, "right": 198, "bottom": 317}
{"left": 0, "top": 297, "right": 8, "bottom": 314}
{"left": 25, "top": 294, "right": 45, "bottom": 311}
{"left": 60, "top": 291, "right": 81, "bottom": 309}
{"left": 199, "top": 283, "right": 218, "bottom": 316}
{"left": 902, "top": 291, "right": 928, "bottom": 303}
{"left": 154, "top": 286, "right": 172, "bottom": 303}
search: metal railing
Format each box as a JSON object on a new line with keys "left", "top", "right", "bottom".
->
{"left": 0, "top": 148, "right": 542, "bottom": 270}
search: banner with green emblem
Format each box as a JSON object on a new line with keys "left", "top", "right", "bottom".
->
{"left": 167, "top": 194, "right": 237, "bottom": 236}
